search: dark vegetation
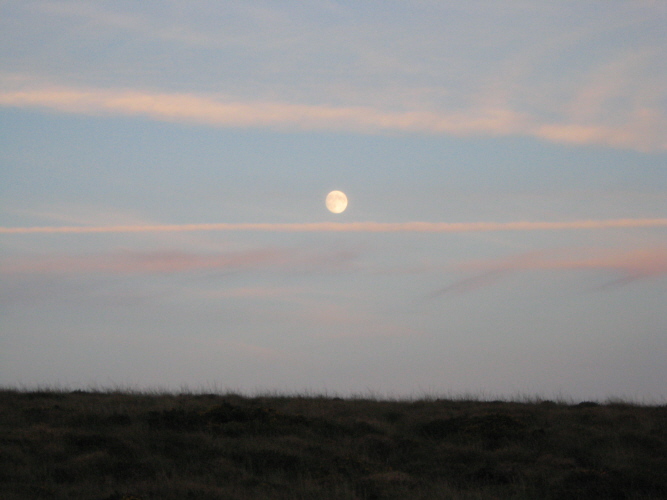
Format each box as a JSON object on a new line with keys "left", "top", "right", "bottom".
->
{"left": 1, "top": 389, "right": 667, "bottom": 499}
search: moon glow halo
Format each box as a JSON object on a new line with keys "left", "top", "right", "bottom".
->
{"left": 326, "top": 190, "right": 348, "bottom": 214}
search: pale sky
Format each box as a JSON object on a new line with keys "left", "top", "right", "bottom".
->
{"left": 1, "top": 1, "right": 666, "bottom": 401}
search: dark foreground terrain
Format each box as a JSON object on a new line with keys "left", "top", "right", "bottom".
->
{"left": 1, "top": 389, "right": 666, "bottom": 499}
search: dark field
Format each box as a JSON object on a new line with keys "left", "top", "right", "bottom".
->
{"left": 1, "top": 389, "right": 667, "bottom": 499}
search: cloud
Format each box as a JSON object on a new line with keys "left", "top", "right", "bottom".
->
{"left": 36, "top": 1, "right": 223, "bottom": 48}
{"left": 431, "top": 247, "right": 667, "bottom": 296}
{"left": 2, "top": 3, "right": 665, "bottom": 151}
{"left": 2, "top": 218, "right": 667, "bottom": 235}
{"left": 0, "top": 85, "right": 664, "bottom": 150}
{"left": 0, "top": 86, "right": 527, "bottom": 134}
{"left": 535, "top": 122, "right": 664, "bottom": 152}
{"left": 0, "top": 248, "right": 357, "bottom": 276}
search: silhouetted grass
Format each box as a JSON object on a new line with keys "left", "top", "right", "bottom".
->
{"left": 1, "top": 388, "right": 666, "bottom": 499}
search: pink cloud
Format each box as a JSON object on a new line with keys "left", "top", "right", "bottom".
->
{"left": 0, "top": 87, "right": 525, "bottom": 135}
{"left": 1, "top": 85, "right": 665, "bottom": 150}
{"left": 2, "top": 218, "right": 667, "bottom": 235}
{"left": 0, "top": 248, "right": 356, "bottom": 276}
{"left": 535, "top": 122, "right": 666, "bottom": 152}
{"left": 432, "top": 247, "right": 667, "bottom": 296}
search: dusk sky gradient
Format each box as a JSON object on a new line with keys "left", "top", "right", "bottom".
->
{"left": 1, "top": 1, "right": 666, "bottom": 401}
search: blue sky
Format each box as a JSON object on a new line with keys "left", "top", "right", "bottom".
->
{"left": 1, "top": 1, "right": 666, "bottom": 401}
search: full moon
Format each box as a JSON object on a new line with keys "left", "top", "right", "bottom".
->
{"left": 326, "top": 190, "right": 348, "bottom": 214}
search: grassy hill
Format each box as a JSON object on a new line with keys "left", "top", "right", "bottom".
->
{"left": 1, "top": 389, "right": 666, "bottom": 499}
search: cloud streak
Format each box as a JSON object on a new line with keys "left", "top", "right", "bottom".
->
{"left": 0, "top": 248, "right": 356, "bottom": 276}
{"left": 0, "top": 86, "right": 664, "bottom": 150}
{"left": 0, "top": 87, "right": 524, "bottom": 134}
{"left": 1, "top": 250, "right": 285, "bottom": 275}
{"left": 2, "top": 218, "right": 667, "bottom": 235}
{"left": 431, "top": 247, "right": 667, "bottom": 296}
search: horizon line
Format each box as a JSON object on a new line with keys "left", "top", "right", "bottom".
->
{"left": 2, "top": 218, "right": 667, "bottom": 235}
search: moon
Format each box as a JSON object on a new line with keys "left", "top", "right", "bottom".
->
{"left": 326, "top": 190, "right": 348, "bottom": 214}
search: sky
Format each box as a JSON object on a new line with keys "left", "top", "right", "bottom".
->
{"left": 1, "top": 1, "right": 666, "bottom": 402}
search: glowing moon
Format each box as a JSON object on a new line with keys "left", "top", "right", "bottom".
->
{"left": 326, "top": 190, "right": 348, "bottom": 214}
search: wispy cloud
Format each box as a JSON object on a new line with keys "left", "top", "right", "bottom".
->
{"left": 0, "top": 85, "right": 664, "bottom": 150}
{"left": 0, "top": 86, "right": 528, "bottom": 134}
{"left": 2, "top": 218, "right": 667, "bottom": 235}
{"left": 0, "top": 248, "right": 356, "bottom": 276}
{"left": 3, "top": 2, "right": 665, "bottom": 151}
{"left": 1, "top": 250, "right": 281, "bottom": 275}
{"left": 431, "top": 247, "right": 667, "bottom": 296}
{"left": 36, "top": 1, "right": 223, "bottom": 48}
